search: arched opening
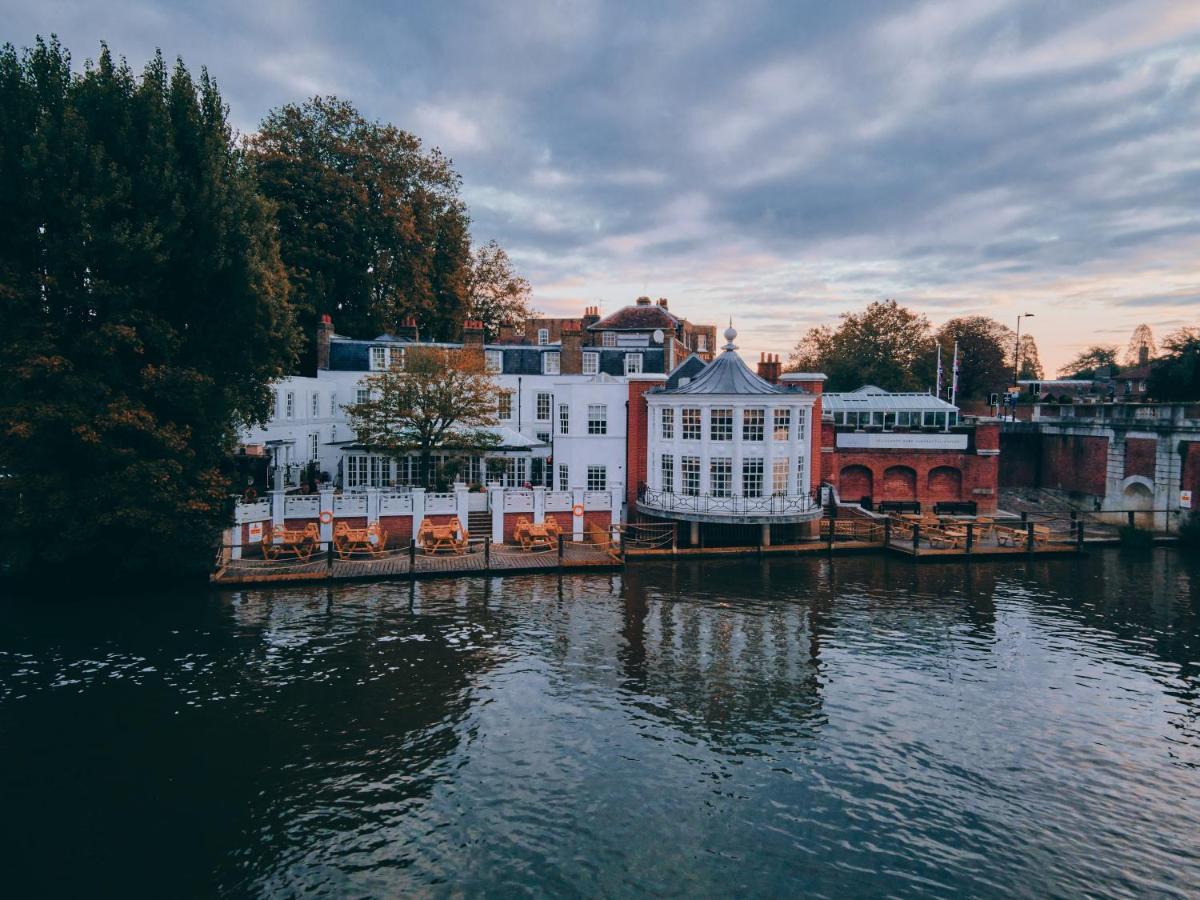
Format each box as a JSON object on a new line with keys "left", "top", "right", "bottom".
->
{"left": 1122, "top": 480, "right": 1154, "bottom": 528}
{"left": 927, "top": 466, "right": 963, "bottom": 501}
{"left": 840, "top": 465, "right": 873, "bottom": 505}
{"left": 882, "top": 465, "right": 917, "bottom": 500}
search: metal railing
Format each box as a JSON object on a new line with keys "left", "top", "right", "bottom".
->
{"left": 638, "top": 488, "right": 821, "bottom": 517}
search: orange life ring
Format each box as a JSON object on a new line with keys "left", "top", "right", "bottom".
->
{"left": 319, "top": 510, "right": 333, "bottom": 524}
{"left": 572, "top": 503, "right": 585, "bottom": 517}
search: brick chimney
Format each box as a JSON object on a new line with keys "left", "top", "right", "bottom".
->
{"left": 396, "top": 316, "right": 419, "bottom": 342}
{"left": 498, "top": 321, "right": 517, "bottom": 344}
{"left": 636, "top": 295, "right": 651, "bottom": 306}
{"left": 656, "top": 297, "right": 669, "bottom": 309}
{"left": 561, "top": 321, "right": 582, "bottom": 374}
{"left": 757, "top": 353, "right": 782, "bottom": 384}
{"left": 316, "top": 314, "right": 334, "bottom": 371}
{"left": 581, "top": 306, "right": 601, "bottom": 343}
{"left": 462, "top": 319, "right": 485, "bottom": 356}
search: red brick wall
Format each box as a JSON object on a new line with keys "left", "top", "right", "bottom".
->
{"left": 881, "top": 465, "right": 917, "bottom": 498}
{"left": 284, "top": 517, "right": 318, "bottom": 530}
{"left": 1040, "top": 434, "right": 1108, "bottom": 496}
{"left": 809, "top": 389, "right": 823, "bottom": 494}
{"left": 1124, "top": 437, "right": 1157, "bottom": 480}
{"left": 823, "top": 446, "right": 998, "bottom": 512}
{"left": 545, "top": 511, "right": 574, "bottom": 533}
{"left": 626, "top": 380, "right": 657, "bottom": 509}
{"left": 583, "top": 511, "right": 612, "bottom": 536}
{"left": 999, "top": 431, "right": 1040, "bottom": 487}
{"left": 379, "top": 515, "right": 415, "bottom": 541}
{"left": 1182, "top": 441, "right": 1200, "bottom": 503}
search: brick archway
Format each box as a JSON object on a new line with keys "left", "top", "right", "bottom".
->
{"left": 840, "top": 465, "right": 873, "bottom": 502}
{"left": 882, "top": 465, "right": 917, "bottom": 500}
{"left": 927, "top": 465, "right": 963, "bottom": 501}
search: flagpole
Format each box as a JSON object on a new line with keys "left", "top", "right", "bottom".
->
{"left": 935, "top": 343, "right": 943, "bottom": 399}
{"left": 951, "top": 341, "right": 959, "bottom": 408}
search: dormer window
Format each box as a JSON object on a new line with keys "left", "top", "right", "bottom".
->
{"left": 602, "top": 332, "right": 616, "bottom": 347}
{"left": 543, "top": 352, "right": 561, "bottom": 375}
{"left": 485, "top": 349, "right": 503, "bottom": 373}
{"left": 537, "top": 328, "right": 550, "bottom": 345}
{"left": 370, "top": 346, "right": 387, "bottom": 370}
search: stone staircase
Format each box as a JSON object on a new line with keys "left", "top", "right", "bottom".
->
{"left": 467, "top": 510, "right": 491, "bottom": 538}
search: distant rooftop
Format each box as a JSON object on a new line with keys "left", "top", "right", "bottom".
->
{"left": 823, "top": 385, "right": 957, "bottom": 412}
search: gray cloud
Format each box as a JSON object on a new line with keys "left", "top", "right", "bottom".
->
{"left": 4, "top": 0, "right": 1199, "bottom": 369}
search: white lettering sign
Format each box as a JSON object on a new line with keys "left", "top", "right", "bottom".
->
{"left": 836, "top": 432, "right": 968, "bottom": 451}
{"left": 247, "top": 521, "right": 263, "bottom": 543}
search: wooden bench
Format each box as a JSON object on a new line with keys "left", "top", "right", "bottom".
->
{"left": 334, "top": 521, "right": 387, "bottom": 558}
{"left": 878, "top": 500, "right": 922, "bottom": 515}
{"left": 264, "top": 523, "right": 320, "bottom": 560}
{"left": 934, "top": 501, "right": 977, "bottom": 516}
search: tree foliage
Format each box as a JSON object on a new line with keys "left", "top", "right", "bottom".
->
{"left": 1058, "top": 345, "right": 1120, "bottom": 378}
{"left": 346, "top": 347, "right": 500, "bottom": 487}
{"left": 1146, "top": 327, "right": 1200, "bottom": 401}
{"left": 788, "top": 300, "right": 934, "bottom": 391}
{"left": 0, "top": 37, "right": 297, "bottom": 580}
{"left": 1017, "top": 334, "right": 1044, "bottom": 380}
{"left": 466, "top": 240, "right": 534, "bottom": 339}
{"left": 933, "top": 317, "right": 1011, "bottom": 401}
{"left": 248, "top": 96, "right": 472, "bottom": 366}
{"left": 1125, "top": 323, "right": 1156, "bottom": 367}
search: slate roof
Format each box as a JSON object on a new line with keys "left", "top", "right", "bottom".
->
{"left": 589, "top": 305, "right": 679, "bottom": 332}
{"left": 658, "top": 333, "right": 783, "bottom": 395}
{"left": 823, "top": 386, "right": 957, "bottom": 412}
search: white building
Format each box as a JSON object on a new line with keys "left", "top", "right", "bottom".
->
{"left": 639, "top": 326, "right": 823, "bottom": 543}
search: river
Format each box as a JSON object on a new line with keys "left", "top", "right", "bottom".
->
{"left": 2, "top": 548, "right": 1198, "bottom": 897}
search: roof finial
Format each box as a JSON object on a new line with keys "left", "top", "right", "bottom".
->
{"left": 723, "top": 318, "right": 738, "bottom": 351}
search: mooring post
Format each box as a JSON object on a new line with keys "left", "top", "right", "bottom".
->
{"left": 558, "top": 533, "right": 564, "bottom": 562}
{"left": 409, "top": 536, "right": 416, "bottom": 571}
{"left": 485, "top": 536, "right": 491, "bottom": 570}
{"left": 827, "top": 518, "right": 834, "bottom": 551}
{"left": 1026, "top": 522, "right": 1035, "bottom": 553}
{"left": 966, "top": 522, "right": 974, "bottom": 554}
{"left": 884, "top": 516, "right": 892, "bottom": 547}
{"left": 1127, "top": 510, "right": 1135, "bottom": 529}
{"left": 1076, "top": 519, "right": 1085, "bottom": 549}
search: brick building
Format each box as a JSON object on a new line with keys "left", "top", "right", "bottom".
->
{"left": 819, "top": 387, "right": 1000, "bottom": 513}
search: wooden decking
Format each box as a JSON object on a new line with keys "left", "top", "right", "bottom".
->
{"left": 212, "top": 540, "right": 620, "bottom": 586}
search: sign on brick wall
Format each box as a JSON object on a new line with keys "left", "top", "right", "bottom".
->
{"left": 837, "top": 432, "right": 968, "bottom": 450}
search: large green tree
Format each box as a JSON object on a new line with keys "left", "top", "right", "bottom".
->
{"left": 1146, "top": 327, "right": 1200, "bottom": 401}
{"left": 932, "top": 317, "right": 1045, "bottom": 400}
{"left": 0, "top": 38, "right": 297, "bottom": 580}
{"left": 1058, "top": 345, "right": 1120, "bottom": 378}
{"left": 789, "top": 300, "right": 935, "bottom": 391}
{"left": 249, "top": 96, "right": 472, "bottom": 366}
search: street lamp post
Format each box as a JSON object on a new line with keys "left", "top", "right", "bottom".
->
{"left": 1012, "top": 313, "right": 1035, "bottom": 421}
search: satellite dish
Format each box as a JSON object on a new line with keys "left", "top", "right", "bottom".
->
{"left": 652, "top": 329, "right": 664, "bottom": 344}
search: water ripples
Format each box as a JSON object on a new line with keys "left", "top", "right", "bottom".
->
{"left": 1, "top": 549, "right": 1199, "bottom": 897}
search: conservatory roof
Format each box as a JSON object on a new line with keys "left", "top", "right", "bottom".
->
{"left": 656, "top": 327, "right": 783, "bottom": 396}
{"left": 823, "top": 386, "right": 958, "bottom": 412}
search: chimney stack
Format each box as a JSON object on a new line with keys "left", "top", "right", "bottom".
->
{"left": 316, "top": 314, "right": 334, "bottom": 371}
{"left": 396, "top": 316, "right": 419, "bottom": 342}
{"left": 462, "top": 319, "right": 485, "bottom": 355}
{"left": 656, "top": 297, "right": 669, "bottom": 309}
{"left": 636, "top": 295, "right": 651, "bottom": 306}
{"left": 582, "top": 306, "right": 601, "bottom": 344}
{"left": 757, "top": 352, "right": 782, "bottom": 384}
{"left": 561, "top": 321, "right": 583, "bottom": 374}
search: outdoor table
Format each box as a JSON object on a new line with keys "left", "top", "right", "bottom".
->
{"left": 264, "top": 523, "right": 320, "bottom": 560}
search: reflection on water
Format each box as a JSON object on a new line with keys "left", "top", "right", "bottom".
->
{"left": 2, "top": 549, "right": 1199, "bottom": 897}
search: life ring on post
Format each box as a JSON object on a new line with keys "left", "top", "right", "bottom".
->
{"left": 572, "top": 503, "right": 585, "bottom": 517}
{"left": 319, "top": 510, "right": 333, "bottom": 525}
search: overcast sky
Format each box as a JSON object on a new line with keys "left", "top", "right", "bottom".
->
{"left": 6, "top": 0, "right": 1200, "bottom": 372}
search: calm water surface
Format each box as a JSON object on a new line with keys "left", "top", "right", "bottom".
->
{"left": 3, "top": 549, "right": 1199, "bottom": 897}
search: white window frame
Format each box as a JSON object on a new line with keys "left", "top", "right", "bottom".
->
{"left": 285, "top": 391, "right": 295, "bottom": 419}
{"left": 370, "top": 346, "right": 388, "bottom": 371}
{"left": 558, "top": 403, "right": 570, "bottom": 436}
{"left": 602, "top": 332, "right": 616, "bottom": 347}
{"left": 537, "top": 327, "right": 550, "bottom": 346}
{"left": 710, "top": 457, "right": 732, "bottom": 497}
{"left": 587, "top": 404, "right": 607, "bottom": 435}
{"left": 536, "top": 392, "right": 552, "bottom": 421}
{"left": 682, "top": 408, "right": 701, "bottom": 441}
{"left": 587, "top": 465, "right": 607, "bottom": 491}
{"left": 558, "top": 464, "right": 569, "bottom": 491}
{"left": 742, "top": 457, "right": 764, "bottom": 497}
{"left": 485, "top": 349, "right": 503, "bottom": 373}
{"left": 543, "top": 351, "right": 561, "bottom": 375}
{"left": 661, "top": 453, "right": 674, "bottom": 493}
{"left": 710, "top": 408, "right": 733, "bottom": 441}
{"left": 661, "top": 408, "right": 674, "bottom": 440}
{"left": 330, "top": 392, "right": 338, "bottom": 416}
{"left": 498, "top": 392, "right": 513, "bottom": 420}
{"left": 624, "top": 353, "right": 643, "bottom": 375}
{"left": 309, "top": 432, "right": 320, "bottom": 462}
{"left": 310, "top": 393, "right": 320, "bottom": 417}
{"left": 743, "top": 408, "right": 765, "bottom": 441}
{"left": 681, "top": 456, "right": 700, "bottom": 496}
{"left": 773, "top": 457, "right": 789, "bottom": 496}
{"left": 773, "top": 409, "right": 790, "bottom": 440}
{"left": 355, "top": 387, "right": 369, "bottom": 406}
{"left": 582, "top": 352, "right": 599, "bottom": 375}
